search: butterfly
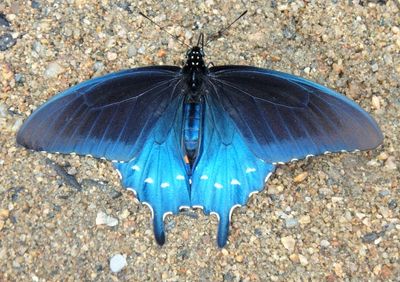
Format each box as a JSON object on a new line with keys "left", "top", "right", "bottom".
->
{"left": 17, "top": 25, "right": 383, "bottom": 247}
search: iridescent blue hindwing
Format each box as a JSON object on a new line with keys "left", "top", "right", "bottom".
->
{"left": 191, "top": 92, "right": 275, "bottom": 247}
{"left": 114, "top": 95, "right": 190, "bottom": 245}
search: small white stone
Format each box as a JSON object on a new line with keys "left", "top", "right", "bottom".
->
{"left": 320, "top": 239, "right": 330, "bottom": 248}
{"left": 110, "top": 254, "right": 127, "bottom": 273}
{"left": 96, "top": 211, "right": 118, "bottom": 227}
{"left": 107, "top": 52, "right": 118, "bottom": 61}
{"left": 44, "top": 62, "right": 64, "bottom": 78}
{"left": 214, "top": 183, "right": 223, "bottom": 189}
{"left": 281, "top": 236, "right": 296, "bottom": 253}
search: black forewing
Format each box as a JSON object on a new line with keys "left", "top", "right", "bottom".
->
{"left": 207, "top": 66, "right": 383, "bottom": 163}
{"left": 17, "top": 66, "right": 184, "bottom": 161}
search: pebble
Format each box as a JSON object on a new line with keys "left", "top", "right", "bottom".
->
{"left": 384, "top": 157, "right": 397, "bottom": 170}
{"left": 109, "top": 254, "right": 127, "bottom": 273}
{"left": 298, "top": 254, "right": 308, "bottom": 266}
{"left": 0, "top": 13, "right": 11, "bottom": 27}
{"left": 362, "top": 232, "right": 380, "bottom": 243}
{"left": 285, "top": 218, "right": 299, "bottom": 228}
{"left": 281, "top": 236, "right": 296, "bottom": 253}
{"left": 31, "top": 1, "right": 40, "bottom": 9}
{"left": 388, "top": 199, "right": 397, "bottom": 210}
{"left": 293, "top": 172, "right": 308, "bottom": 183}
{"left": 93, "top": 61, "right": 104, "bottom": 73}
{"left": 334, "top": 263, "right": 344, "bottom": 277}
{"left": 320, "top": 239, "right": 330, "bottom": 248}
{"left": 96, "top": 211, "right": 118, "bottom": 227}
{"left": 371, "top": 63, "right": 379, "bottom": 72}
{"left": 107, "top": 52, "right": 118, "bottom": 61}
{"left": 298, "top": 215, "right": 311, "bottom": 226}
{"left": 0, "top": 103, "right": 7, "bottom": 117}
{"left": 127, "top": 45, "right": 137, "bottom": 58}
{"left": 11, "top": 117, "right": 23, "bottom": 132}
{"left": 0, "top": 34, "right": 16, "bottom": 51}
{"left": 0, "top": 209, "right": 10, "bottom": 219}
{"left": 377, "top": 152, "right": 389, "bottom": 161}
{"left": 371, "top": 95, "right": 381, "bottom": 110}
{"left": 378, "top": 190, "right": 390, "bottom": 197}
{"left": 44, "top": 62, "right": 64, "bottom": 78}
{"left": 119, "top": 209, "right": 130, "bottom": 220}
{"left": 1, "top": 63, "right": 14, "bottom": 85}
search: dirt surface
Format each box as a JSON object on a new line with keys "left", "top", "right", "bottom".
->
{"left": 0, "top": 1, "right": 399, "bottom": 281}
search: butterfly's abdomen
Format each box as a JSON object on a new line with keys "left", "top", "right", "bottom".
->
{"left": 183, "top": 102, "right": 202, "bottom": 164}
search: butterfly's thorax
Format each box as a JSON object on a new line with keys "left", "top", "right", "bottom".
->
{"left": 182, "top": 46, "right": 208, "bottom": 97}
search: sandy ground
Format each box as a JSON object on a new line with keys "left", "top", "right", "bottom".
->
{"left": 0, "top": 0, "right": 399, "bottom": 281}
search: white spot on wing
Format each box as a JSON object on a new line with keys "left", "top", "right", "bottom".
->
{"left": 131, "top": 165, "right": 140, "bottom": 171}
{"left": 200, "top": 175, "right": 208, "bottom": 180}
{"left": 144, "top": 177, "right": 154, "bottom": 184}
{"left": 214, "top": 183, "right": 223, "bottom": 189}
{"left": 160, "top": 182, "right": 170, "bottom": 188}
{"left": 176, "top": 175, "right": 185, "bottom": 180}
{"left": 230, "top": 179, "right": 241, "bottom": 185}
{"left": 246, "top": 167, "right": 256, "bottom": 173}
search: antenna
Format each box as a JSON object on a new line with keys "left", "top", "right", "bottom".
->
{"left": 139, "top": 11, "right": 190, "bottom": 48}
{"left": 205, "top": 10, "right": 247, "bottom": 46}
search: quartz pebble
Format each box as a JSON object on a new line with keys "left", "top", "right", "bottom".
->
{"left": 285, "top": 218, "right": 299, "bottom": 228}
{"left": 44, "top": 62, "right": 64, "bottom": 78}
{"left": 109, "top": 254, "right": 127, "bottom": 273}
{"left": 96, "top": 211, "right": 118, "bottom": 227}
{"left": 281, "top": 236, "right": 296, "bottom": 253}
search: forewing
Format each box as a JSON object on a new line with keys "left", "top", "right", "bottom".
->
{"left": 207, "top": 66, "right": 383, "bottom": 163}
{"left": 17, "top": 66, "right": 182, "bottom": 161}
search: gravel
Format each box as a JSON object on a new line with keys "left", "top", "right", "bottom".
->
{"left": 0, "top": 1, "right": 399, "bottom": 280}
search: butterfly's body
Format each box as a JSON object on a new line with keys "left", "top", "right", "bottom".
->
{"left": 17, "top": 36, "right": 383, "bottom": 247}
{"left": 182, "top": 102, "right": 202, "bottom": 167}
